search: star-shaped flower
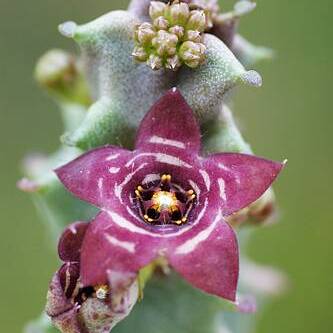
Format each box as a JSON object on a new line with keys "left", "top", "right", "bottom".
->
{"left": 56, "top": 89, "right": 284, "bottom": 301}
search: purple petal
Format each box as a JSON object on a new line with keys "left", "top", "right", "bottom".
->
{"left": 135, "top": 88, "right": 201, "bottom": 154}
{"left": 168, "top": 218, "right": 239, "bottom": 301}
{"left": 80, "top": 212, "right": 162, "bottom": 286}
{"left": 55, "top": 146, "right": 132, "bottom": 209}
{"left": 204, "top": 153, "right": 285, "bottom": 216}
{"left": 58, "top": 262, "right": 80, "bottom": 299}
{"left": 46, "top": 270, "right": 75, "bottom": 318}
{"left": 58, "top": 222, "right": 89, "bottom": 262}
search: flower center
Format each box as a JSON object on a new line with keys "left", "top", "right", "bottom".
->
{"left": 135, "top": 174, "right": 196, "bottom": 226}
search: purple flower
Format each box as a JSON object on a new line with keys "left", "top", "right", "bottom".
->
{"left": 55, "top": 89, "right": 284, "bottom": 301}
{"left": 46, "top": 221, "right": 139, "bottom": 333}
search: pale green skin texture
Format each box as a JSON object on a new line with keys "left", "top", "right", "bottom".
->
{"left": 21, "top": 8, "right": 280, "bottom": 333}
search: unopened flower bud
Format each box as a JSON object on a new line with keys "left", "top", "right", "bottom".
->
{"left": 153, "top": 16, "right": 169, "bottom": 30}
{"left": 149, "top": 1, "right": 167, "bottom": 20}
{"left": 147, "top": 54, "right": 163, "bottom": 70}
{"left": 152, "top": 30, "right": 178, "bottom": 56}
{"left": 166, "top": 2, "right": 190, "bottom": 26}
{"left": 135, "top": 22, "right": 156, "bottom": 45}
{"left": 169, "top": 25, "right": 185, "bottom": 39}
{"left": 166, "top": 55, "right": 182, "bottom": 71}
{"left": 179, "top": 41, "right": 206, "bottom": 68}
{"left": 132, "top": 46, "right": 149, "bottom": 62}
{"left": 185, "top": 29, "right": 202, "bottom": 42}
{"left": 186, "top": 10, "right": 206, "bottom": 32}
{"left": 35, "top": 49, "right": 76, "bottom": 91}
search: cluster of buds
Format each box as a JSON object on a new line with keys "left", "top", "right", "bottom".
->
{"left": 132, "top": 0, "right": 209, "bottom": 70}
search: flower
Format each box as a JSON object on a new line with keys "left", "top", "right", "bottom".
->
{"left": 46, "top": 221, "right": 139, "bottom": 333}
{"left": 55, "top": 89, "right": 284, "bottom": 301}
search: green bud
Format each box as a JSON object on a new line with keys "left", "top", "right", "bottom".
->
{"left": 35, "top": 49, "right": 76, "bottom": 91}
{"left": 132, "top": 46, "right": 149, "bottom": 62}
{"left": 34, "top": 49, "right": 90, "bottom": 105}
{"left": 153, "top": 16, "right": 169, "bottom": 30}
{"left": 149, "top": 1, "right": 167, "bottom": 20}
{"left": 147, "top": 54, "right": 163, "bottom": 70}
{"left": 166, "top": 2, "right": 190, "bottom": 26}
{"left": 186, "top": 10, "right": 206, "bottom": 32}
{"left": 179, "top": 41, "right": 206, "bottom": 68}
{"left": 135, "top": 22, "right": 156, "bottom": 45}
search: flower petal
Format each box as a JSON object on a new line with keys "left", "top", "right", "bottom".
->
{"left": 168, "top": 218, "right": 239, "bottom": 301}
{"left": 135, "top": 88, "right": 201, "bottom": 154}
{"left": 80, "top": 212, "right": 162, "bottom": 286}
{"left": 58, "top": 221, "right": 89, "bottom": 262}
{"left": 55, "top": 146, "right": 132, "bottom": 209}
{"left": 46, "top": 269, "right": 76, "bottom": 318}
{"left": 204, "top": 153, "right": 284, "bottom": 216}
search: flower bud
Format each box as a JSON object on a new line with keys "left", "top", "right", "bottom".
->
{"left": 147, "top": 54, "right": 163, "bottom": 70}
{"left": 169, "top": 25, "right": 185, "bottom": 39}
{"left": 185, "top": 29, "right": 202, "bottom": 42}
{"left": 135, "top": 22, "right": 156, "bottom": 45}
{"left": 179, "top": 41, "right": 206, "bottom": 68}
{"left": 35, "top": 49, "right": 76, "bottom": 91}
{"left": 166, "top": 55, "right": 182, "bottom": 71}
{"left": 153, "top": 16, "right": 169, "bottom": 30}
{"left": 132, "top": 46, "right": 149, "bottom": 62}
{"left": 186, "top": 10, "right": 206, "bottom": 32}
{"left": 149, "top": 1, "right": 167, "bottom": 20}
{"left": 46, "top": 265, "right": 139, "bottom": 333}
{"left": 166, "top": 2, "right": 190, "bottom": 26}
{"left": 152, "top": 30, "right": 178, "bottom": 57}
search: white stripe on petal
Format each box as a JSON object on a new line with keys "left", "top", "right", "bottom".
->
{"left": 125, "top": 153, "right": 192, "bottom": 169}
{"left": 175, "top": 210, "right": 222, "bottom": 255}
{"left": 149, "top": 135, "right": 186, "bottom": 149}
{"left": 218, "top": 178, "right": 227, "bottom": 201}
{"left": 109, "top": 167, "right": 120, "bottom": 174}
{"left": 155, "top": 153, "right": 192, "bottom": 168}
{"left": 107, "top": 210, "right": 157, "bottom": 237}
{"left": 142, "top": 173, "right": 161, "bottom": 184}
{"left": 115, "top": 164, "right": 147, "bottom": 204}
{"left": 98, "top": 178, "right": 104, "bottom": 200}
{"left": 199, "top": 169, "right": 211, "bottom": 191}
{"left": 105, "top": 234, "right": 136, "bottom": 253}
{"left": 218, "top": 163, "right": 230, "bottom": 172}
{"left": 105, "top": 153, "right": 120, "bottom": 161}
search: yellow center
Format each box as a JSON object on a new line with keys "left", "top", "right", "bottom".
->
{"left": 152, "top": 191, "right": 177, "bottom": 212}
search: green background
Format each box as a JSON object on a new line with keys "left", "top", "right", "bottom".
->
{"left": 0, "top": 0, "right": 332, "bottom": 332}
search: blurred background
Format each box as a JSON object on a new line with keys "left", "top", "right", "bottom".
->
{"left": 0, "top": 0, "right": 332, "bottom": 332}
